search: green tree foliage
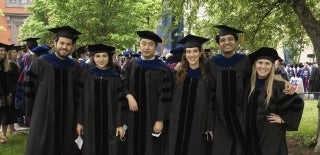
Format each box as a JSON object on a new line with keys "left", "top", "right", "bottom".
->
{"left": 163, "top": 0, "right": 319, "bottom": 64}
{"left": 20, "top": 0, "right": 162, "bottom": 52}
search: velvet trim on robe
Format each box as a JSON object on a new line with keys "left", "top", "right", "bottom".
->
{"left": 41, "top": 53, "right": 75, "bottom": 68}
{"left": 211, "top": 53, "right": 246, "bottom": 68}
{"left": 175, "top": 78, "right": 198, "bottom": 155}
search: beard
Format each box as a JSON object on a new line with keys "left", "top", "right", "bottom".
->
{"left": 55, "top": 49, "right": 71, "bottom": 59}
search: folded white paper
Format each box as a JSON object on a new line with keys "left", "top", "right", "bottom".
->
{"left": 75, "top": 136, "right": 83, "bottom": 149}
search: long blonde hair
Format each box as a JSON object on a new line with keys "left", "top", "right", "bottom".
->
{"left": 248, "top": 63, "right": 275, "bottom": 107}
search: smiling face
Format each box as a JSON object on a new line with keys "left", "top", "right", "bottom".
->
{"left": 139, "top": 39, "right": 157, "bottom": 59}
{"left": 255, "top": 59, "right": 273, "bottom": 79}
{"left": 218, "top": 34, "right": 238, "bottom": 56}
{"left": 54, "top": 37, "right": 74, "bottom": 59}
{"left": 185, "top": 47, "right": 201, "bottom": 69}
{"left": 93, "top": 52, "right": 109, "bottom": 70}
{"left": 0, "top": 47, "right": 6, "bottom": 59}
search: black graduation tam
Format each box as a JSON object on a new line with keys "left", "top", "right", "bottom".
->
{"left": 31, "top": 45, "right": 51, "bottom": 55}
{"left": 137, "top": 31, "right": 162, "bottom": 43}
{"left": 87, "top": 44, "right": 115, "bottom": 55}
{"left": 248, "top": 47, "right": 279, "bottom": 65}
{"left": 48, "top": 26, "right": 81, "bottom": 40}
{"left": 170, "top": 46, "right": 184, "bottom": 55}
{"left": 178, "top": 34, "right": 209, "bottom": 48}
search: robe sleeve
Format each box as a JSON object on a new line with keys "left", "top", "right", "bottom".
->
{"left": 206, "top": 77, "right": 216, "bottom": 131}
{"left": 157, "top": 69, "right": 173, "bottom": 120}
{"left": 121, "top": 59, "right": 135, "bottom": 96}
{"left": 75, "top": 70, "right": 85, "bottom": 125}
{"left": 116, "top": 77, "right": 127, "bottom": 127}
{"left": 278, "top": 94, "right": 304, "bottom": 131}
{"left": 23, "top": 58, "right": 40, "bottom": 117}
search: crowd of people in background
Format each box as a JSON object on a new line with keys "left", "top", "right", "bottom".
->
{"left": 0, "top": 24, "right": 315, "bottom": 155}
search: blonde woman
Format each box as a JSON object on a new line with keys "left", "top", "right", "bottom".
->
{"left": 0, "top": 43, "right": 10, "bottom": 143}
{"left": 246, "top": 47, "right": 304, "bottom": 155}
{"left": 6, "top": 46, "right": 21, "bottom": 135}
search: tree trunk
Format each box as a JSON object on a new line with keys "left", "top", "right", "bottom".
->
{"left": 291, "top": 0, "right": 320, "bottom": 152}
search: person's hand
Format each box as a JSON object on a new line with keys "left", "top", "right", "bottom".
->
{"left": 174, "top": 62, "right": 181, "bottom": 71}
{"left": 205, "top": 131, "right": 213, "bottom": 141}
{"left": 116, "top": 127, "right": 126, "bottom": 140}
{"left": 267, "top": 113, "right": 284, "bottom": 124}
{"left": 283, "top": 81, "right": 295, "bottom": 95}
{"left": 153, "top": 121, "right": 163, "bottom": 133}
{"left": 76, "top": 123, "right": 83, "bottom": 136}
{"left": 126, "top": 94, "right": 138, "bottom": 111}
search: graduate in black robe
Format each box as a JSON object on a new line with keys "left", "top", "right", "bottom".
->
{"left": 76, "top": 44, "right": 126, "bottom": 155}
{"left": 122, "top": 31, "right": 173, "bottom": 155}
{"left": 0, "top": 43, "right": 9, "bottom": 143}
{"left": 208, "top": 25, "right": 251, "bottom": 155}
{"left": 167, "top": 35, "right": 215, "bottom": 155}
{"left": 246, "top": 47, "right": 304, "bottom": 155}
{"left": 24, "top": 26, "right": 83, "bottom": 155}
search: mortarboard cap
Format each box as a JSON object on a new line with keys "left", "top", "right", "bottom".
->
{"left": 7, "top": 44, "right": 16, "bottom": 51}
{"left": 87, "top": 44, "right": 115, "bottom": 55}
{"left": 214, "top": 25, "right": 244, "bottom": 43}
{"left": 31, "top": 45, "right": 51, "bottom": 55}
{"left": 14, "top": 45, "right": 25, "bottom": 51}
{"left": 23, "top": 37, "right": 40, "bottom": 42}
{"left": 137, "top": 31, "right": 162, "bottom": 43}
{"left": 248, "top": 47, "right": 279, "bottom": 65}
{"left": 0, "top": 43, "right": 10, "bottom": 51}
{"left": 23, "top": 38, "right": 39, "bottom": 50}
{"left": 178, "top": 34, "right": 209, "bottom": 48}
{"left": 170, "top": 46, "right": 185, "bottom": 55}
{"left": 76, "top": 46, "right": 87, "bottom": 54}
{"left": 48, "top": 26, "right": 81, "bottom": 41}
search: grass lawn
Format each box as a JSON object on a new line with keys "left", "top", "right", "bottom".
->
{"left": 0, "top": 131, "right": 27, "bottom": 155}
{"left": 287, "top": 99, "right": 318, "bottom": 145}
{"left": 0, "top": 100, "right": 318, "bottom": 155}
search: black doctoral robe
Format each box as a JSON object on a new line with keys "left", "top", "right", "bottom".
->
{"left": 0, "top": 59, "right": 8, "bottom": 125}
{"left": 24, "top": 53, "right": 83, "bottom": 155}
{"left": 246, "top": 80, "right": 304, "bottom": 155}
{"left": 122, "top": 57, "right": 173, "bottom": 155}
{"left": 79, "top": 67, "right": 125, "bottom": 155}
{"left": 208, "top": 53, "right": 251, "bottom": 155}
{"left": 167, "top": 68, "right": 215, "bottom": 155}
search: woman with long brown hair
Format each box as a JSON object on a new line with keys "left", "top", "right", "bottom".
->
{"left": 167, "top": 34, "right": 215, "bottom": 155}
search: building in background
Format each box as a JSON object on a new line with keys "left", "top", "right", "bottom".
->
{"left": 0, "top": 0, "right": 32, "bottom": 44}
